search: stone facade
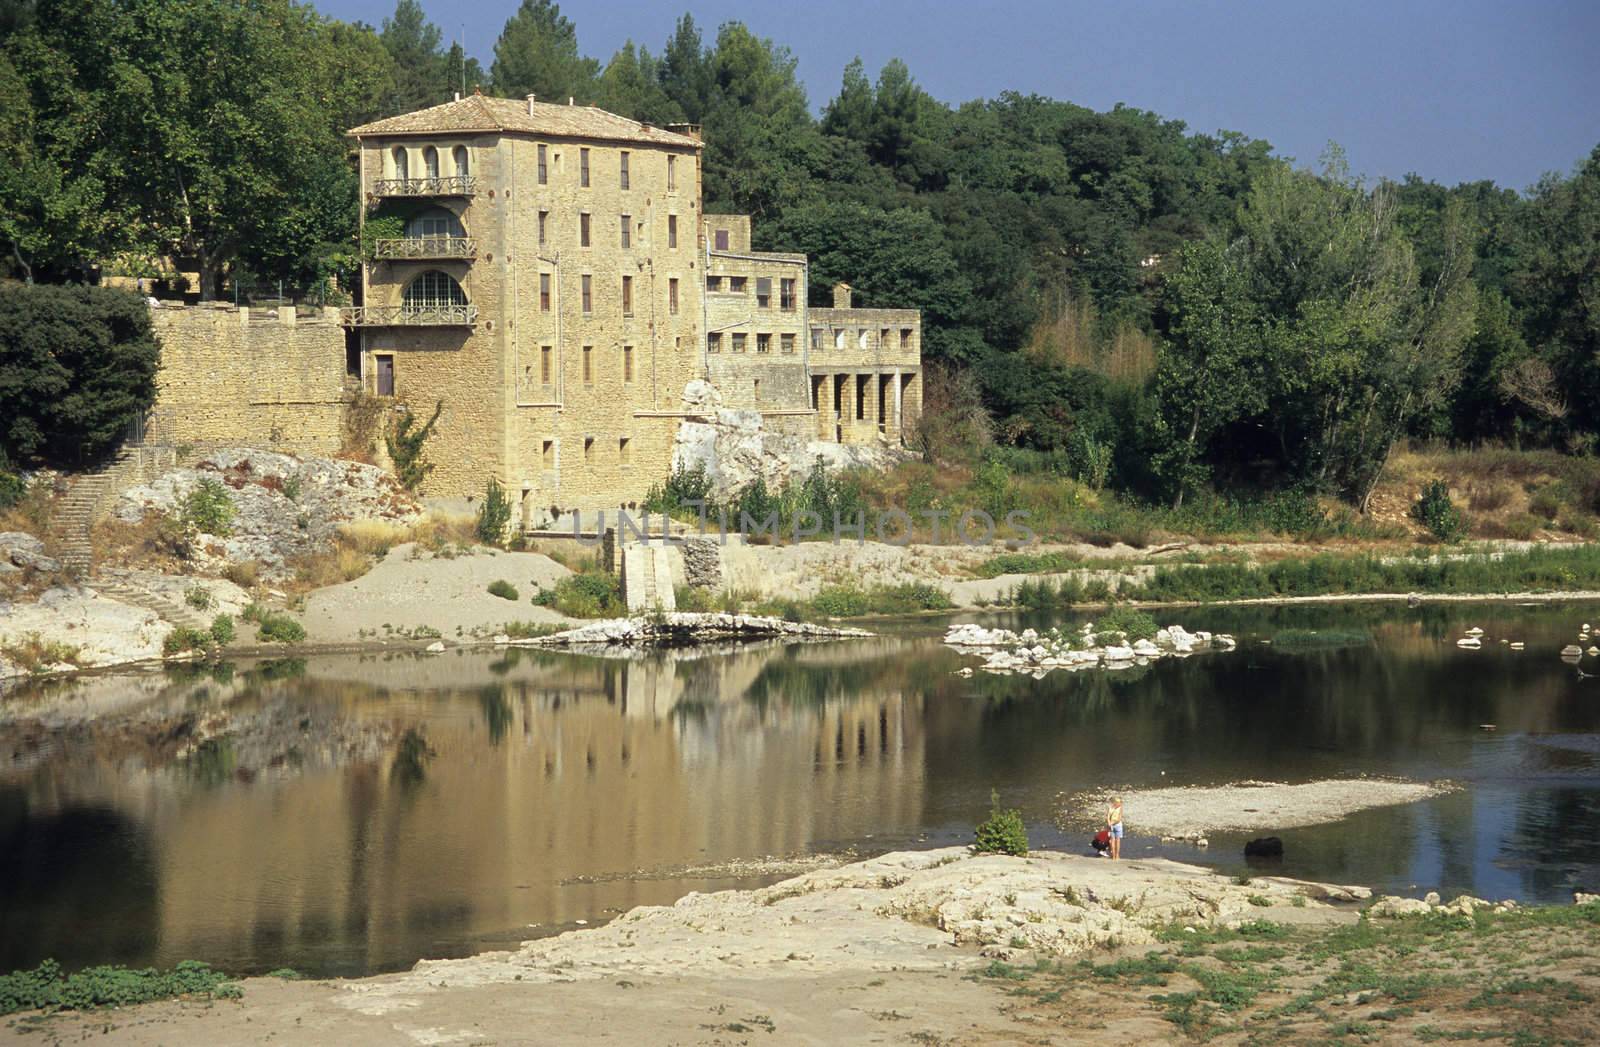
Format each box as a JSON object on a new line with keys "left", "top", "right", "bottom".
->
{"left": 132, "top": 94, "right": 922, "bottom": 523}
{"left": 147, "top": 304, "right": 347, "bottom": 456}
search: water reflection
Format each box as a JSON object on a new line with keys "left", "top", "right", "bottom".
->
{"left": 2, "top": 602, "right": 1599, "bottom": 976}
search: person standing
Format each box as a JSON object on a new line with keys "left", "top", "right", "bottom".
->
{"left": 1106, "top": 797, "right": 1124, "bottom": 860}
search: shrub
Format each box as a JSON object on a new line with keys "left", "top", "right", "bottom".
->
{"left": 209, "top": 614, "right": 235, "bottom": 645}
{"left": 476, "top": 476, "right": 513, "bottom": 544}
{"left": 180, "top": 479, "right": 235, "bottom": 536}
{"left": 973, "top": 789, "right": 1029, "bottom": 857}
{"left": 221, "top": 560, "right": 260, "bottom": 589}
{"left": 0, "top": 284, "right": 160, "bottom": 467}
{"left": 487, "top": 579, "right": 519, "bottom": 601}
{"left": 0, "top": 449, "right": 24, "bottom": 510}
{"left": 253, "top": 609, "right": 305, "bottom": 644}
{"left": 1411, "top": 480, "right": 1467, "bottom": 543}
{"left": 162, "top": 627, "right": 212, "bottom": 656}
{"left": 1528, "top": 484, "right": 1564, "bottom": 521}
{"left": 1095, "top": 607, "right": 1158, "bottom": 641}
{"left": 1066, "top": 428, "right": 1114, "bottom": 491}
{"left": 385, "top": 399, "right": 443, "bottom": 491}
{"left": 1467, "top": 482, "right": 1512, "bottom": 512}
{"left": 642, "top": 461, "right": 717, "bottom": 516}
{"left": 184, "top": 585, "right": 213, "bottom": 611}
{"left": 0, "top": 958, "right": 239, "bottom": 1016}
{"left": 0, "top": 633, "right": 81, "bottom": 673}
{"left": 532, "top": 571, "right": 623, "bottom": 617}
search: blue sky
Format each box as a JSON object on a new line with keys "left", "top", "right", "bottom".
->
{"left": 320, "top": 0, "right": 1599, "bottom": 192}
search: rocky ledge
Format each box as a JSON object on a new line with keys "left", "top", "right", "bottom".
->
{"left": 945, "top": 621, "right": 1237, "bottom": 677}
{"left": 514, "top": 612, "right": 872, "bottom": 648}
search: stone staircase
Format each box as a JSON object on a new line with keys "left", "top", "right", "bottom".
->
{"left": 621, "top": 543, "right": 677, "bottom": 613}
{"left": 50, "top": 445, "right": 177, "bottom": 577}
{"left": 91, "top": 569, "right": 214, "bottom": 630}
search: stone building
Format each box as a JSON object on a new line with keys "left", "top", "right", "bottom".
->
{"left": 329, "top": 93, "right": 922, "bottom": 521}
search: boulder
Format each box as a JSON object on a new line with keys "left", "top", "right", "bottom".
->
{"left": 1243, "top": 836, "right": 1284, "bottom": 859}
{"left": 1369, "top": 895, "right": 1433, "bottom": 918}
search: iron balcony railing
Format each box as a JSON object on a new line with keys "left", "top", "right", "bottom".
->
{"left": 371, "top": 175, "right": 477, "bottom": 197}
{"left": 371, "top": 236, "right": 477, "bottom": 260}
{"left": 340, "top": 304, "right": 479, "bottom": 327}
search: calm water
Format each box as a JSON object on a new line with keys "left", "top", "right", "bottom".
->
{"left": 3, "top": 601, "right": 1600, "bottom": 977}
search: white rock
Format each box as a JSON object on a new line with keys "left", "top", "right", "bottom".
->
{"left": 425, "top": 640, "right": 446, "bottom": 653}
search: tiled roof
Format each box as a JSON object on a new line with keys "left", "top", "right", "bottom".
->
{"left": 348, "top": 95, "right": 701, "bottom": 149}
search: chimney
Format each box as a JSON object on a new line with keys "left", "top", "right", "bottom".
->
{"left": 832, "top": 282, "right": 853, "bottom": 309}
{"left": 568, "top": 96, "right": 575, "bottom": 106}
{"left": 526, "top": 93, "right": 536, "bottom": 114}
{"left": 453, "top": 91, "right": 461, "bottom": 102}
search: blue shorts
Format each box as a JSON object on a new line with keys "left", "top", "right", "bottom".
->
{"left": 1110, "top": 823, "right": 1124, "bottom": 839}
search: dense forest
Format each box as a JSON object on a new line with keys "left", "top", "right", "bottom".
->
{"left": 2, "top": 0, "right": 1596, "bottom": 511}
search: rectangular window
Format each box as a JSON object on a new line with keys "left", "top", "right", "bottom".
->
{"left": 755, "top": 277, "right": 772, "bottom": 308}
{"left": 584, "top": 436, "right": 594, "bottom": 463}
{"left": 540, "top": 272, "right": 551, "bottom": 312}
{"left": 781, "top": 278, "right": 796, "bottom": 311}
{"left": 579, "top": 147, "right": 590, "bottom": 187}
{"left": 667, "top": 154, "right": 677, "bottom": 191}
{"left": 729, "top": 276, "right": 747, "bottom": 293}
{"left": 540, "top": 346, "right": 552, "bottom": 385}
{"left": 811, "top": 328, "right": 825, "bottom": 350}
{"left": 619, "top": 150, "right": 629, "bottom": 189}
{"left": 731, "top": 332, "right": 746, "bottom": 353}
{"left": 619, "top": 436, "right": 631, "bottom": 463}
{"left": 901, "top": 328, "right": 913, "bottom": 351}
{"left": 756, "top": 333, "right": 771, "bottom": 354}
{"left": 668, "top": 278, "right": 679, "bottom": 315}
{"left": 580, "top": 213, "right": 591, "bottom": 247}
{"left": 542, "top": 440, "right": 554, "bottom": 468}
{"left": 375, "top": 354, "right": 395, "bottom": 396}
{"left": 581, "top": 274, "right": 592, "bottom": 312}
{"left": 667, "top": 214, "right": 677, "bottom": 249}
{"left": 623, "top": 344, "right": 634, "bottom": 382}
{"left": 706, "top": 275, "right": 722, "bottom": 293}
{"left": 707, "top": 332, "right": 722, "bottom": 353}
{"left": 714, "top": 228, "right": 729, "bottom": 251}
{"left": 538, "top": 210, "right": 548, "bottom": 245}
{"left": 620, "top": 214, "right": 631, "bottom": 249}
{"left": 881, "top": 327, "right": 891, "bottom": 348}
{"left": 780, "top": 333, "right": 795, "bottom": 354}
{"left": 537, "top": 144, "right": 547, "bottom": 184}
{"left": 582, "top": 345, "right": 593, "bottom": 383}
{"left": 621, "top": 275, "right": 633, "bottom": 315}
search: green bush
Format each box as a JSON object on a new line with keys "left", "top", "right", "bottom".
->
{"left": 0, "top": 958, "right": 239, "bottom": 1016}
{"left": 973, "top": 789, "right": 1029, "bottom": 856}
{"left": 1411, "top": 480, "right": 1467, "bottom": 543}
{"left": 0, "top": 284, "right": 160, "bottom": 467}
{"left": 180, "top": 479, "right": 235, "bottom": 536}
{"left": 0, "top": 449, "right": 24, "bottom": 510}
{"left": 476, "top": 476, "right": 513, "bottom": 544}
{"left": 487, "top": 579, "right": 519, "bottom": 601}
{"left": 532, "top": 571, "right": 623, "bottom": 617}
{"left": 642, "top": 461, "right": 716, "bottom": 516}
{"left": 184, "top": 585, "right": 213, "bottom": 611}
{"left": 162, "top": 627, "right": 212, "bottom": 656}
{"left": 385, "top": 399, "right": 443, "bottom": 491}
{"left": 254, "top": 609, "right": 305, "bottom": 644}
{"left": 1095, "top": 607, "right": 1158, "bottom": 641}
{"left": 209, "top": 614, "right": 235, "bottom": 645}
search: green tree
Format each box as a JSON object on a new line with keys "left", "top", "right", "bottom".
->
{"left": 1152, "top": 239, "right": 1263, "bottom": 506}
{"left": 593, "top": 41, "right": 683, "bottom": 124}
{"left": 490, "top": 0, "right": 598, "bottom": 103}
{"left": 0, "top": 284, "right": 160, "bottom": 466}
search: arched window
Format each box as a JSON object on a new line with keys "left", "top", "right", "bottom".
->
{"left": 392, "top": 147, "right": 408, "bottom": 180}
{"left": 405, "top": 208, "right": 464, "bottom": 240}
{"left": 403, "top": 270, "right": 467, "bottom": 311}
{"left": 423, "top": 146, "right": 440, "bottom": 179}
{"left": 857, "top": 329, "right": 869, "bottom": 350}
{"left": 452, "top": 145, "right": 469, "bottom": 178}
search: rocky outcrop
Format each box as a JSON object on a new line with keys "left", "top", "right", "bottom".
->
{"left": 945, "top": 621, "right": 1236, "bottom": 677}
{"left": 0, "top": 585, "right": 170, "bottom": 680}
{"left": 114, "top": 449, "right": 422, "bottom": 576}
{"left": 522, "top": 612, "right": 871, "bottom": 648}
{"left": 673, "top": 393, "right": 909, "bottom": 498}
{"left": 0, "top": 532, "right": 59, "bottom": 574}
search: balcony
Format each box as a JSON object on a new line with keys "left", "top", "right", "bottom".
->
{"left": 371, "top": 236, "right": 477, "bottom": 261}
{"left": 340, "top": 304, "right": 479, "bottom": 327}
{"left": 371, "top": 175, "right": 477, "bottom": 198}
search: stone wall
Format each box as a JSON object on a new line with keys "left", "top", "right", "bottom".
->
{"left": 148, "top": 305, "right": 347, "bottom": 457}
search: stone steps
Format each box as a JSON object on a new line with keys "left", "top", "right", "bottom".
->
{"left": 91, "top": 575, "right": 213, "bottom": 631}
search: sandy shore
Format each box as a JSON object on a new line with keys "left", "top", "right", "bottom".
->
{"left": 1066, "top": 778, "right": 1455, "bottom": 839}
{"left": 15, "top": 847, "right": 1367, "bottom": 1045}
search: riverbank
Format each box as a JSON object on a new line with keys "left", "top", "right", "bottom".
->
{"left": 11, "top": 847, "right": 1598, "bottom": 1045}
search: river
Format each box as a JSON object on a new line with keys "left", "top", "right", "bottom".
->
{"left": 3, "top": 601, "right": 1599, "bottom": 978}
